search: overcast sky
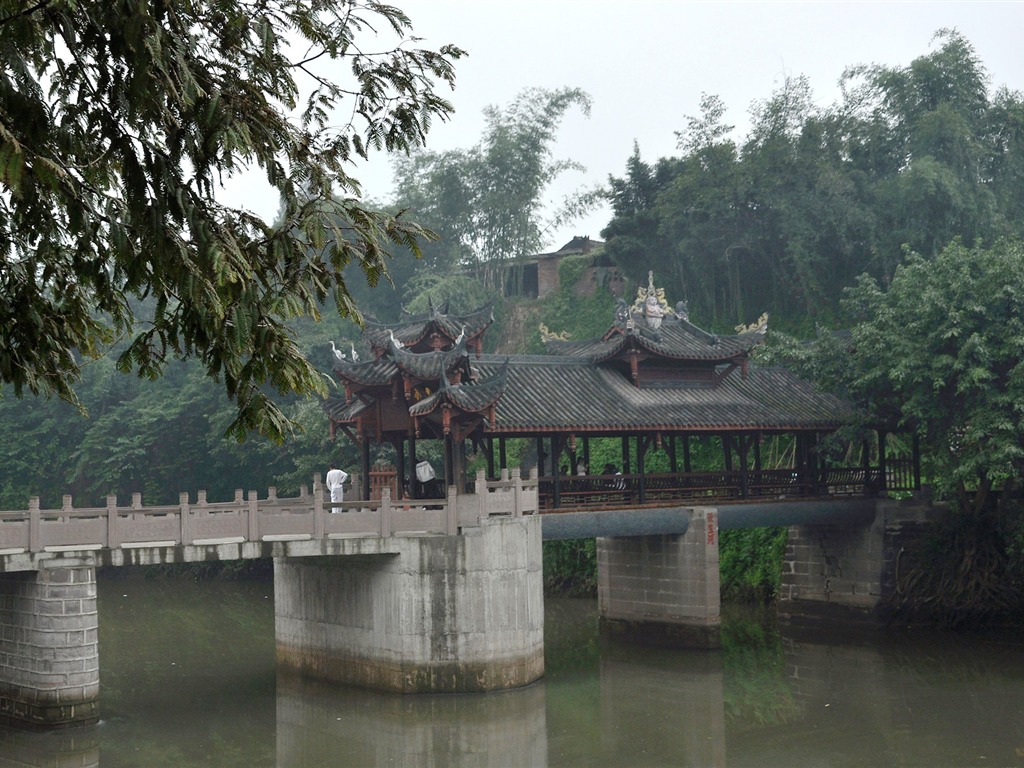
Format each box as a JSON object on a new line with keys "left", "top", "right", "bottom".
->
{"left": 222, "top": 1, "right": 1024, "bottom": 251}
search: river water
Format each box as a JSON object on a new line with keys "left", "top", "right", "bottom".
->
{"left": 2, "top": 570, "right": 1024, "bottom": 767}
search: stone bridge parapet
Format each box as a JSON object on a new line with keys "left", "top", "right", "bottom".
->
{"left": 0, "top": 468, "right": 540, "bottom": 573}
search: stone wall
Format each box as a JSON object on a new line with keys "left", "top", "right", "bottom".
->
{"left": 596, "top": 507, "right": 721, "bottom": 648}
{"left": 0, "top": 568, "right": 99, "bottom": 728}
{"left": 779, "top": 500, "right": 940, "bottom": 626}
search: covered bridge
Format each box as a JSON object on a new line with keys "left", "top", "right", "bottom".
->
{"left": 323, "top": 273, "right": 918, "bottom": 510}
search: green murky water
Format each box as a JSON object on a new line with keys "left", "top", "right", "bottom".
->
{"left": 2, "top": 571, "right": 1024, "bottom": 767}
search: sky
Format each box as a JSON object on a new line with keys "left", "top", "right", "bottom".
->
{"left": 221, "top": 1, "right": 1024, "bottom": 252}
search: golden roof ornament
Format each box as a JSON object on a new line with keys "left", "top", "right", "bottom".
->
{"left": 539, "top": 323, "right": 571, "bottom": 342}
{"left": 735, "top": 312, "right": 769, "bottom": 335}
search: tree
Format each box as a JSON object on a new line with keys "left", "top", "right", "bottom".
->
{"left": 391, "top": 87, "right": 599, "bottom": 293}
{"left": 842, "top": 238, "right": 1024, "bottom": 515}
{"left": 838, "top": 239, "right": 1024, "bottom": 623}
{"left": 0, "top": 0, "right": 464, "bottom": 441}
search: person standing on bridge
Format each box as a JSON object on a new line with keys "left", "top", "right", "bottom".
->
{"left": 325, "top": 462, "right": 349, "bottom": 510}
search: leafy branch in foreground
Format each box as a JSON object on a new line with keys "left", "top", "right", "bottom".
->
{"left": 0, "top": 0, "right": 464, "bottom": 441}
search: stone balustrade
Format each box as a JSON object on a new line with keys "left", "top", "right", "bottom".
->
{"left": 0, "top": 468, "right": 539, "bottom": 565}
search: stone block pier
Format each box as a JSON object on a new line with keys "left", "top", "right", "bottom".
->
{"left": 0, "top": 469, "right": 543, "bottom": 728}
{"left": 0, "top": 464, "right": 934, "bottom": 730}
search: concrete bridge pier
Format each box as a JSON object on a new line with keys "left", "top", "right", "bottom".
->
{"left": 0, "top": 566, "right": 99, "bottom": 728}
{"left": 274, "top": 514, "right": 544, "bottom": 692}
{"left": 596, "top": 507, "right": 721, "bottom": 649}
{"left": 779, "top": 499, "right": 939, "bottom": 627}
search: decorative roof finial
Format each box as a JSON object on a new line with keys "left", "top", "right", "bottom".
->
{"left": 539, "top": 323, "right": 570, "bottom": 342}
{"left": 628, "top": 270, "right": 674, "bottom": 332}
{"left": 735, "top": 312, "right": 769, "bottom": 335}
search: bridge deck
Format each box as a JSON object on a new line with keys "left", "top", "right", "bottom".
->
{"left": 0, "top": 466, "right": 889, "bottom": 571}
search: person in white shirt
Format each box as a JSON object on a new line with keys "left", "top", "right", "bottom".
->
{"left": 325, "top": 463, "right": 349, "bottom": 509}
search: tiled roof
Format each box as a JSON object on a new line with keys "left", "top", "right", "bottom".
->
{"left": 465, "top": 355, "right": 853, "bottom": 433}
{"left": 324, "top": 289, "right": 853, "bottom": 436}
{"left": 331, "top": 357, "right": 396, "bottom": 386}
{"left": 322, "top": 395, "right": 370, "bottom": 423}
{"left": 364, "top": 301, "right": 494, "bottom": 352}
{"left": 409, "top": 360, "right": 509, "bottom": 418}
{"left": 326, "top": 352, "right": 855, "bottom": 434}
{"left": 390, "top": 334, "right": 472, "bottom": 381}
{"left": 545, "top": 316, "right": 757, "bottom": 363}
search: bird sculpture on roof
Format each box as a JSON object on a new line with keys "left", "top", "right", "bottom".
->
{"left": 329, "top": 341, "right": 346, "bottom": 365}
{"left": 350, "top": 342, "right": 360, "bottom": 362}
{"left": 455, "top": 325, "right": 466, "bottom": 345}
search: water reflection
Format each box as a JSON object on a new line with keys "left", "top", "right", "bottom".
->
{"left": 2, "top": 574, "right": 1024, "bottom": 767}
{"left": 0, "top": 727, "right": 99, "bottom": 768}
{"left": 276, "top": 673, "right": 546, "bottom": 767}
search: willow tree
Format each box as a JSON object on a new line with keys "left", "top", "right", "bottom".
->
{"left": 0, "top": 0, "right": 464, "bottom": 441}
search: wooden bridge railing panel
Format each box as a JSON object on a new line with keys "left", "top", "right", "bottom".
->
{"left": 537, "top": 467, "right": 886, "bottom": 511}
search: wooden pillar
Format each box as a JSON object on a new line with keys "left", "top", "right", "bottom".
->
{"left": 877, "top": 430, "right": 888, "bottom": 492}
{"left": 738, "top": 434, "right": 750, "bottom": 499}
{"left": 668, "top": 435, "right": 678, "bottom": 473}
{"left": 621, "top": 436, "right": 631, "bottom": 475}
{"left": 683, "top": 434, "right": 692, "bottom": 474}
{"left": 408, "top": 430, "right": 418, "bottom": 499}
{"left": 583, "top": 437, "right": 591, "bottom": 475}
{"left": 360, "top": 437, "right": 371, "bottom": 502}
{"left": 499, "top": 437, "right": 507, "bottom": 472}
{"left": 808, "top": 432, "right": 820, "bottom": 494}
{"left": 861, "top": 439, "right": 871, "bottom": 491}
{"left": 395, "top": 437, "right": 406, "bottom": 500}
{"left": 722, "top": 435, "right": 733, "bottom": 472}
{"left": 753, "top": 433, "right": 762, "bottom": 472}
{"left": 912, "top": 432, "right": 922, "bottom": 490}
{"left": 485, "top": 436, "right": 495, "bottom": 480}
{"left": 552, "top": 435, "right": 563, "bottom": 509}
{"left": 638, "top": 435, "right": 648, "bottom": 504}
{"left": 443, "top": 436, "right": 451, "bottom": 487}
{"left": 536, "top": 437, "right": 546, "bottom": 476}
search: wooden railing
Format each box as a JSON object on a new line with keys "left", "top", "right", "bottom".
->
{"left": 538, "top": 467, "right": 893, "bottom": 511}
{"left": 0, "top": 468, "right": 539, "bottom": 556}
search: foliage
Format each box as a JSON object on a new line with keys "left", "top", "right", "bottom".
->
{"left": 543, "top": 539, "right": 597, "bottom": 596}
{"left": 719, "top": 528, "right": 788, "bottom": 602}
{"left": 0, "top": 0, "right": 464, "bottom": 441}
{"left": 401, "top": 272, "right": 495, "bottom": 318}
{"left": 0, "top": 354, "right": 362, "bottom": 509}
{"left": 890, "top": 501, "right": 1024, "bottom": 626}
{"left": 529, "top": 254, "right": 618, "bottom": 352}
{"left": 841, "top": 238, "right": 1024, "bottom": 513}
{"left": 601, "top": 30, "right": 1024, "bottom": 332}
{"left": 391, "top": 87, "right": 601, "bottom": 292}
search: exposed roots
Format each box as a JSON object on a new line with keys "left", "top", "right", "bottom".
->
{"left": 889, "top": 506, "right": 1024, "bottom": 628}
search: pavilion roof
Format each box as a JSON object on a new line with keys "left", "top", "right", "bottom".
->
{"left": 545, "top": 315, "right": 760, "bottom": 364}
{"left": 364, "top": 300, "right": 494, "bottom": 354}
{"left": 408, "top": 360, "right": 509, "bottom": 419}
{"left": 324, "top": 351, "right": 855, "bottom": 436}
{"left": 324, "top": 273, "right": 854, "bottom": 438}
{"left": 465, "top": 355, "right": 853, "bottom": 433}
